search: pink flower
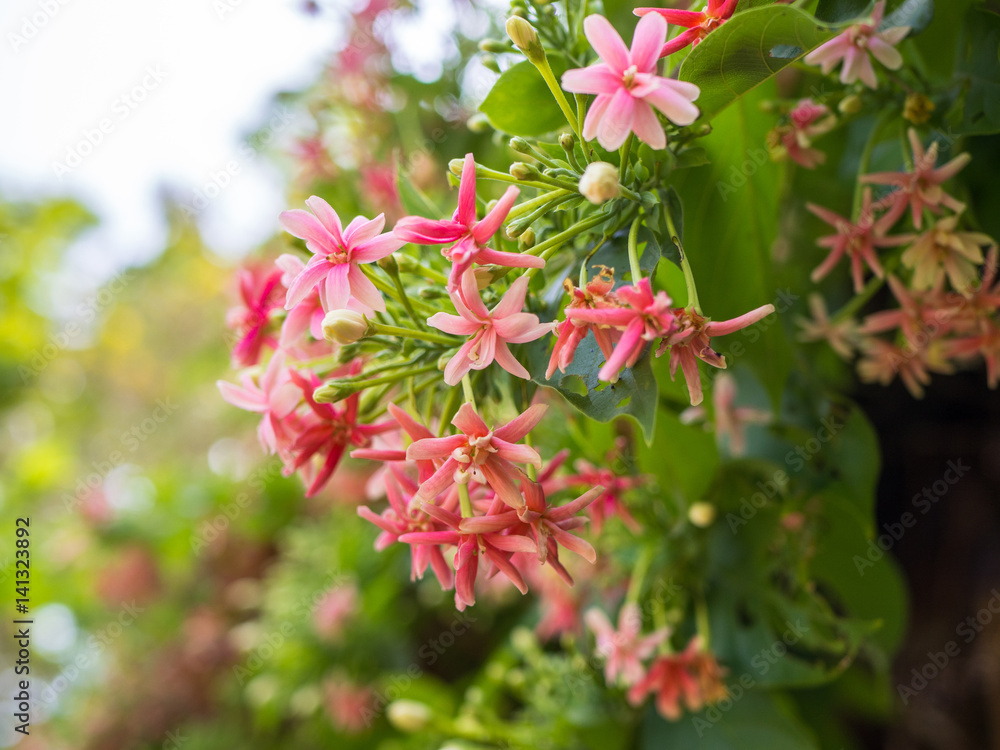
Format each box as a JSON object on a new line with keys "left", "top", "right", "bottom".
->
{"left": 546, "top": 267, "right": 622, "bottom": 379}
{"left": 561, "top": 14, "right": 700, "bottom": 151}
{"left": 586, "top": 602, "right": 668, "bottom": 686}
{"left": 856, "top": 337, "right": 953, "bottom": 398}
{"left": 515, "top": 477, "right": 603, "bottom": 574}
{"left": 406, "top": 403, "right": 546, "bottom": 508}
{"left": 393, "top": 154, "right": 545, "bottom": 291}
{"left": 634, "top": 0, "right": 738, "bottom": 57}
{"left": 323, "top": 676, "right": 375, "bottom": 734}
{"left": 429, "top": 271, "right": 555, "bottom": 385}
{"left": 796, "top": 293, "right": 861, "bottom": 360}
{"left": 628, "top": 636, "right": 727, "bottom": 720}
{"left": 226, "top": 264, "right": 285, "bottom": 366}
{"left": 313, "top": 582, "right": 358, "bottom": 642}
{"left": 902, "top": 215, "right": 993, "bottom": 294}
{"left": 666, "top": 305, "right": 776, "bottom": 406}
{"left": 286, "top": 367, "right": 397, "bottom": 497}
{"left": 862, "top": 129, "right": 970, "bottom": 230}
{"left": 803, "top": 1, "right": 910, "bottom": 89}
{"left": 279, "top": 196, "right": 404, "bottom": 313}
{"left": 705, "top": 373, "right": 771, "bottom": 456}
{"left": 565, "top": 277, "right": 677, "bottom": 381}
{"left": 946, "top": 319, "right": 1000, "bottom": 389}
{"left": 807, "top": 189, "right": 912, "bottom": 292}
{"left": 557, "top": 457, "right": 647, "bottom": 533}
{"left": 217, "top": 351, "right": 301, "bottom": 455}
{"left": 767, "top": 99, "right": 836, "bottom": 169}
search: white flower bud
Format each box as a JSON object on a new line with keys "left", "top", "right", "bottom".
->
{"left": 321, "top": 309, "right": 369, "bottom": 345}
{"left": 387, "top": 700, "right": 434, "bottom": 732}
{"left": 688, "top": 501, "right": 717, "bottom": 528}
{"left": 578, "top": 161, "right": 620, "bottom": 204}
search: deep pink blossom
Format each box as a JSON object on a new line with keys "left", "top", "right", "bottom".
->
{"left": 393, "top": 154, "right": 545, "bottom": 290}
{"left": 280, "top": 196, "right": 404, "bottom": 313}
{"left": 561, "top": 14, "right": 700, "bottom": 150}
{"left": 286, "top": 367, "right": 397, "bottom": 497}
{"left": 406, "top": 403, "right": 546, "bottom": 508}
{"left": 768, "top": 99, "right": 836, "bottom": 169}
{"left": 557, "top": 458, "right": 646, "bottom": 533}
{"left": 586, "top": 602, "right": 668, "bottom": 686}
{"left": 634, "top": 0, "right": 738, "bottom": 57}
{"left": 804, "top": 1, "right": 910, "bottom": 89}
{"left": 862, "top": 129, "right": 970, "bottom": 230}
{"left": 429, "top": 271, "right": 554, "bottom": 385}
{"left": 226, "top": 264, "right": 285, "bottom": 366}
{"left": 807, "top": 189, "right": 913, "bottom": 292}
{"left": 565, "top": 278, "right": 677, "bottom": 381}
{"left": 546, "top": 268, "right": 622, "bottom": 379}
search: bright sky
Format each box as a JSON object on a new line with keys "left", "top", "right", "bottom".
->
{"left": 0, "top": 0, "right": 345, "bottom": 291}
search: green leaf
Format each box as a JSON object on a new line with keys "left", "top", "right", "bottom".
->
{"left": 669, "top": 84, "right": 793, "bottom": 407}
{"left": 640, "top": 691, "right": 819, "bottom": 749}
{"left": 954, "top": 8, "right": 1000, "bottom": 135}
{"left": 816, "top": 0, "right": 933, "bottom": 31}
{"left": 815, "top": 0, "right": 868, "bottom": 22}
{"left": 396, "top": 156, "right": 442, "bottom": 219}
{"left": 479, "top": 56, "right": 569, "bottom": 137}
{"left": 679, "top": 6, "right": 837, "bottom": 121}
{"left": 523, "top": 227, "right": 663, "bottom": 442}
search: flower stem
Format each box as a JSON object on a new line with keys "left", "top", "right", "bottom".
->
{"left": 619, "top": 133, "right": 634, "bottom": 183}
{"left": 507, "top": 189, "right": 573, "bottom": 221}
{"left": 360, "top": 265, "right": 437, "bottom": 314}
{"left": 525, "top": 211, "right": 610, "bottom": 260}
{"left": 695, "top": 594, "right": 711, "bottom": 651}
{"left": 314, "top": 363, "right": 440, "bottom": 403}
{"left": 369, "top": 322, "right": 455, "bottom": 345}
{"left": 461, "top": 374, "right": 477, "bottom": 410}
{"left": 625, "top": 546, "right": 654, "bottom": 605}
{"left": 532, "top": 56, "right": 583, "bottom": 142}
{"left": 665, "top": 209, "right": 702, "bottom": 314}
{"left": 627, "top": 215, "right": 643, "bottom": 283}
{"left": 458, "top": 482, "right": 474, "bottom": 518}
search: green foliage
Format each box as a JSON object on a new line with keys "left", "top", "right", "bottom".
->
{"left": 954, "top": 8, "right": 1000, "bottom": 135}
{"left": 480, "top": 55, "right": 570, "bottom": 137}
{"left": 679, "top": 6, "right": 837, "bottom": 121}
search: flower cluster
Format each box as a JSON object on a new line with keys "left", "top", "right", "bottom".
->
{"left": 797, "top": 129, "right": 998, "bottom": 396}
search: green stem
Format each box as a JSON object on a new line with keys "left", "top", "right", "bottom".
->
{"left": 315, "top": 363, "right": 440, "bottom": 402}
{"left": 533, "top": 56, "right": 582, "bottom": 141}
{"left": 625, "top": 546, "right": 654, "bottom": 605}
{"left": 369, "top": 322, "right": 455, "bottom": 346}
{"left": 665, "top": 209, "right": 702, "bottom": 314}
{"left": 695, "top": 594, "right": 711, "bottom": 651}
{"left": 469, "top": 163, "right": 555, "bottom": 192}
{"left": 619, "top": 133, "right": 634, "bottom": 183}
{"left": 461, "top": 374, "right": 477, "bottom": 411}
{"left": 574, "top": 94, "right": 592, "bottom": 162}
{"left": 627, "top": 215, "right": 643, "bottom": 282}
{"left": 458, "top": 483, "right": 474, "bottom": 518}
{"left": 437, "top": 382, "right": 463, "bottom": 436}
{"left": 507, "top": 189, "right": 573, "bottom": 221}
{"left": 387, "top": 266, "right": 425, "bottom": 331}
{"left": 360, "top": 265, "right": 436, "bottom": 314}
{"left": 853, "top": 110, "right": 892, "bottom": 220}
{"left": 525, "top": 211, "right": 610, "bottom": 260}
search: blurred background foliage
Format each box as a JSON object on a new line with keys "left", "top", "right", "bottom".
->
{"left": 1, "top": 0, "right": 999, "bottom": 749}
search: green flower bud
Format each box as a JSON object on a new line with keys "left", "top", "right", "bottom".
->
{"left": 509, "top": 136, "right": 531, "bottom": 154}
{"left": 509, "top": 161, "right": 537, "bottom": 181}
{"left": 838, "top": 94, "right": 863, "bottom": 115}
{"left": 322, "top": 309, "right": 370, "bottom": 345}
{"left": 519, "top": 227, "right": 536, "bottom": 249}
{"left": 505, "top": 16, "right": 544, "bottom": 63}
{"left": 387, "top": 700, "right": 433, "bottom": 733}
{"left": 467, "top": 112, "right": 492, "bottom": 133}
{"left": 688, "top": 501, "right": 716, "bottom": 528}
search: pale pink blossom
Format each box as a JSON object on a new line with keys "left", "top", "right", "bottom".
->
{"left": 562, "top": 13, "right": 700, "bottom": 151}
{"left": 280, "top": 196, "right": 404, "bottom": 313}
{"left": 796, "top": 293, "right": 861, "bottom": 360}
{"left": 804, "top": 1, "right": 910, "bottom": 89}
{"left": 862, "top": 129, "right": 970, "bottom": 230}
{"left": 807, "top": 189, "right": 912, "bottom": 292}
{"left": 707, "top": 373, "right": 771, "bottom": 455}
{"left": 393, "top": 154, "right": 545, "bottom": 291}
{"left": 634, "top": 0, "right": 739, "bottom": 57}
{"left": 666, "top": 304, "right": 777, "bottom": 406}
{"left": 768, "top": 99, "right": 836, "bottom": 169}
{"left": 428, "top": 271, "right": 554, "bottom": 385}
{"left": 217, "top": 351, "right": 301, "bottom": 456}
{"left": 586, "top": 602, "right": 668, "bottom": 686}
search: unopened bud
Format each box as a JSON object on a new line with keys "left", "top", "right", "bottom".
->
{"left": 509, "top": 161, "right": 538, "bottom": 181}
{"left": 506, "top": 17, "right": 544, "bottom": 63}
{"left": 519, "top": 228, "right": 536, "bottom": 249}
{"left": 758, "top": 100, "right": 779, "bottom": 114}
{"left": 467, "top": 112, "right": 492, "bottom": 133}
{"left": 688, "top": 501, "right": 716, "bottom": 528}
{"left": 479, "top": 53, "right": 501, "bottom": 74}
{"left": 903, "top": 92, "right": 935, "bottom": 125}
{"left": 387, "top": 700, "right": 433, "bottom": 733}
{"left": 377, "top": 254, "right": 398, "bottom": 273}
{"left": 448, "top": 158, "right": 464, "bottom": 176}
{"left": 559, "top": 133, "right": 576, "bottom": 152}
{"left": 578, "top": 161, "right": 620, "bottom": 204}
{"left": 478, "top": 38, "right": 511, "bottom": 54}
{"left": 509, "top": 136, "right": 531, "bottom": 154}
{"left": 838, "top": 94, "right": 863, "bottom": 115}
{"left": 322, "top": 309, "right": 369, "bottom": 345}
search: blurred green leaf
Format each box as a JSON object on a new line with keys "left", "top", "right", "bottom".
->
{"left": 480, "top": 56, "right": 570, "bottom": 137}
